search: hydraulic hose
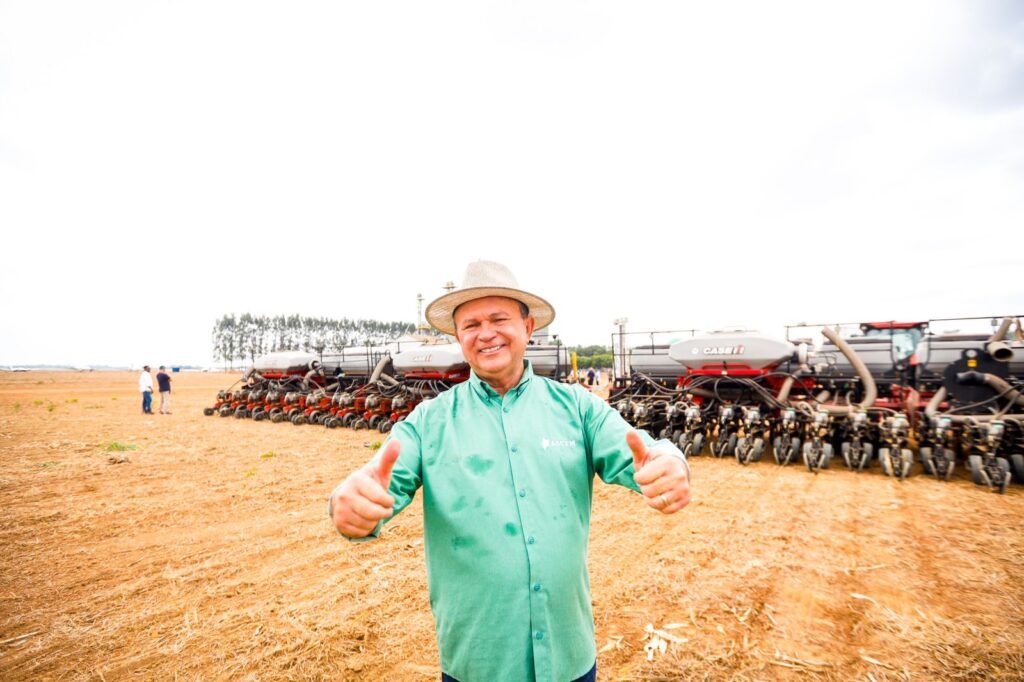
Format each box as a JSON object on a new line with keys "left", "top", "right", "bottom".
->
{"left": 924, "top": 384, "right": 1005, "bottom": 424}
{"left": 956, "top": 371, "right": 1024, "bottom": 408}
{"left": 302, "top": 368, "right": 324, "bottom": 390}
{"left": 368, "top": 354, "right": 392, "bottom": 384}
{"left": 987, "top": 317, "right": 1015, "bottom": 363}
{"left": 925, "top": 387, "right": 946, "bottom": 419}
{"left": 243, "top": 367, "right": 264, "bottom": 384}
{"left": 795, "top": 327, "right": 877, "bottom": 416}
{"left": 776, "top": 376, "right": 795, "bottom": 404}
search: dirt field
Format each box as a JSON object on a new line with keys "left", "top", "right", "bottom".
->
{"left": 1, "top": 371, "right": 1022, "bottom": 681}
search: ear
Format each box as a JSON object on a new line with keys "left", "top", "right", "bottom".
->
{"left": 524, "top": 315, "right": 536, "bottom": 338}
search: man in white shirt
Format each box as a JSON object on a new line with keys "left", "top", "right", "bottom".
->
{"left": 139, "top": 365, "right": 154, "bottom": 415}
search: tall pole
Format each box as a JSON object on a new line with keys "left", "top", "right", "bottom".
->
{"left": 613, "top": 317, "right": 628, "bottom": 382}
{"left": 416, "top": 293, "right": 431, "bottom": 335}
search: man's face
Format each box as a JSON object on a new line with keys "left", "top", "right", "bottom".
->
{"left": 454, "top": 296, "right": 535, "bottom": 385}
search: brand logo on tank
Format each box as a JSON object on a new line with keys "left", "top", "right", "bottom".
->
{"left": 693, "top": 345, "right": 745, "bottom": 355}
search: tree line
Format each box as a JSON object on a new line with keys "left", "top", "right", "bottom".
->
{"left": 212, "top": 314, "right": 417, "bottom": 366}
{"left": 572, "top": 344, "right": 613, "bottom": 369}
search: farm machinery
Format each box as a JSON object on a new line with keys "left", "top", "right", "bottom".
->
{"left": 914, "top": 316, "right": 1024, "bottom": 492}
{"left": 204, "top": 338, "right": 571, "bottom": 434}
{"left": 611, "top": 326, "right": 880, "bottom": 473}
{"left": 610, "top": 315, "right": 1024, "bottom": 490}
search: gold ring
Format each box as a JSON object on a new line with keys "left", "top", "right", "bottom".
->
{"left": 659, "top": 493, "right": 669, "bottom": 508}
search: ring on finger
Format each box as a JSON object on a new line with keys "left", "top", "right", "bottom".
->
{"left": 658, "top": 493, "right": 669, "bottom": 508}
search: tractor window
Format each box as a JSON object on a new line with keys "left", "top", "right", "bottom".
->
{"left": 863, "top": 328, "right": 923, "bottom": 361}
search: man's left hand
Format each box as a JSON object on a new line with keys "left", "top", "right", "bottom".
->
{"left": 627, "top": 431, "right": 691, "bottom": 514}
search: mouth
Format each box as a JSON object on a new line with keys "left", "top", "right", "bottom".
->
{"left": 478, "top": 344, "right": 506, "bottom": 355}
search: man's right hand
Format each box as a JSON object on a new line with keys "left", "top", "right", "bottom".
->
{"left": 331, "top": 440, "right": 401, "bottom": 538}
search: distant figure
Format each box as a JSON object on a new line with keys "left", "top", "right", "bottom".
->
{"left": 139, "top": 365, "right": 154, "bottom": 415}
{"left": 156, "top": 365, "right": 172, "bottom": 414}
{"left": 587, "top": 367, "right": 596, "bottom": 387}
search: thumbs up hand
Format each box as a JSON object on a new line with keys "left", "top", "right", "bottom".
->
{"left": 627, "top": 431, "right": 691, "bottom": 514}
{"left": 331, "top": 440, "right": 401, "bottom": 537}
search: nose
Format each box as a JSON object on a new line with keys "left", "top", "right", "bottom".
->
{"left": 476, "top": 323, "right": 498, "bottom": 342}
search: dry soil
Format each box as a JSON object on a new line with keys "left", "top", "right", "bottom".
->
{"left": 1, "top": 372, "right": 1021, "bottom": 681}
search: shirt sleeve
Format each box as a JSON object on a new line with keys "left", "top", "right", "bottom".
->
{"left": 329, "top": 406, "right": 425, "bottom": 542}
{"left": 579, "top": 389, "right": 685, "bottom": 492}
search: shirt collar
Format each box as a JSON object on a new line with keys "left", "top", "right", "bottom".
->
{"left": 469, "top": 359, "right": 534, "bottom": 401}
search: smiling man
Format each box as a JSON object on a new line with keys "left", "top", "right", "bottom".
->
{"left": 329, "top": 260, "right": 691, "bottom": 682}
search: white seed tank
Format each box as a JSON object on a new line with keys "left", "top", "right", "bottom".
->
{"left": 628, "top": 345, "right": 682, "bottom": 378}
{"left": 392, "top": 343, "right": 468, "bottom": 375}
{"left": 669, "top": 332, "right": 795, "bottom": 371}
{"left": 250, "top": 351, "right": 320, "bottom": 375}
{"left": 320, "top": 347, "right": 390, "bottom": 376}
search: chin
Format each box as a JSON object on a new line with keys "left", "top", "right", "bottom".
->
{"left": 476, "top": 358, "right": 511, "bottom": 375}
{"left": 474, "top": 351, "right": 512, "bottom": 373}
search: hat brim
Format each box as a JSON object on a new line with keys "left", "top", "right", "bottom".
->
{"left": 425, "top": 287, "right": 555, "bottom": 336}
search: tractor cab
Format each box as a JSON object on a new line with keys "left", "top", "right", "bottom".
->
{"left": 856, "top": 321, "right": 928, "bottom": 370}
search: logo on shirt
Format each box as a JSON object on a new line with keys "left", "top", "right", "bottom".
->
{"left": 541, "top": 437, "right": 576, "bottom": 450}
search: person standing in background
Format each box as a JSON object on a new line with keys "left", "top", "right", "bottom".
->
{"left": 139, "top": 365, "right": 154, "bottom": 415}
{"left": 156, "top": 365, "right": 172, "bottom": 414}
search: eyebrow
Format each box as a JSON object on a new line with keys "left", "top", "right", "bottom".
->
{"left": 459, "top": 311, "right": 513, "bottom": 326}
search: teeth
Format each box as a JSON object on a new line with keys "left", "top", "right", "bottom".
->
{"left": 480, "top": 345, "right": 503, "bottom": 354}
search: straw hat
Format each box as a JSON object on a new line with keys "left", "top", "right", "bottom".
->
{"left": 425, "top": 260, "right": 555, "bottom": 336}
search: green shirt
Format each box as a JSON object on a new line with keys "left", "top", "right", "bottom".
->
{"left": 349, "top": 361, "right": 677, "bottom": 682}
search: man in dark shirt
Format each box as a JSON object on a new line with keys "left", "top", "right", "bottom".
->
{"left": 156, "top": 366, "right": 172, "bottom": 414}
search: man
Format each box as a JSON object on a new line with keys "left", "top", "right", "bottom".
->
{"left": 156, "top": 365, "right": 172, "bottom": 414}
{"left": 329, "top": 261, "right": 691, "bottom": 682}
{"left": 138, "top": 365, "right": 154, "bottom": 415}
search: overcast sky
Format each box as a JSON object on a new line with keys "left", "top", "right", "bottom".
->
{"left": 1, "top": 1, "right": 1022, "bottom": 366}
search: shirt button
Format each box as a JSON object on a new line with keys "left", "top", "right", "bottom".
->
{"left": 511, "top": 445, "right": 518, "bottom": 453}
{"left": 527, "top": 536, "right": 535, "bottom": 544}
{"left": 503, "top": 407, "right": 510, "bottom": 414}
{"left": 534, "top": 631, "right": 544, "bottom": 641}
{"left": 533, "top": 583, "right": 541, "bottom": 592}
{"left": 518, "top": 489, "right": 526, "bottom": 498}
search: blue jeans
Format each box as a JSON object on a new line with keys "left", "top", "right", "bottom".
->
{"left": 442, "top": 662, "right": 596, "bottom": 682}
{"left": 142, "top": 391, "right": 153, "bottom": 414}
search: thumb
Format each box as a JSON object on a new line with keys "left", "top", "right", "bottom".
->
{"left": 626, "top": 431, "right": 649, "bottom": 472}
{"left": 373, "top": 439, "right": 401, "bottom": 489}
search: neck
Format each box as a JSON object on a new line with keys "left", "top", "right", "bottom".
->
{"left": 481, "top": 363, "right": 525, "bottom": 396}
